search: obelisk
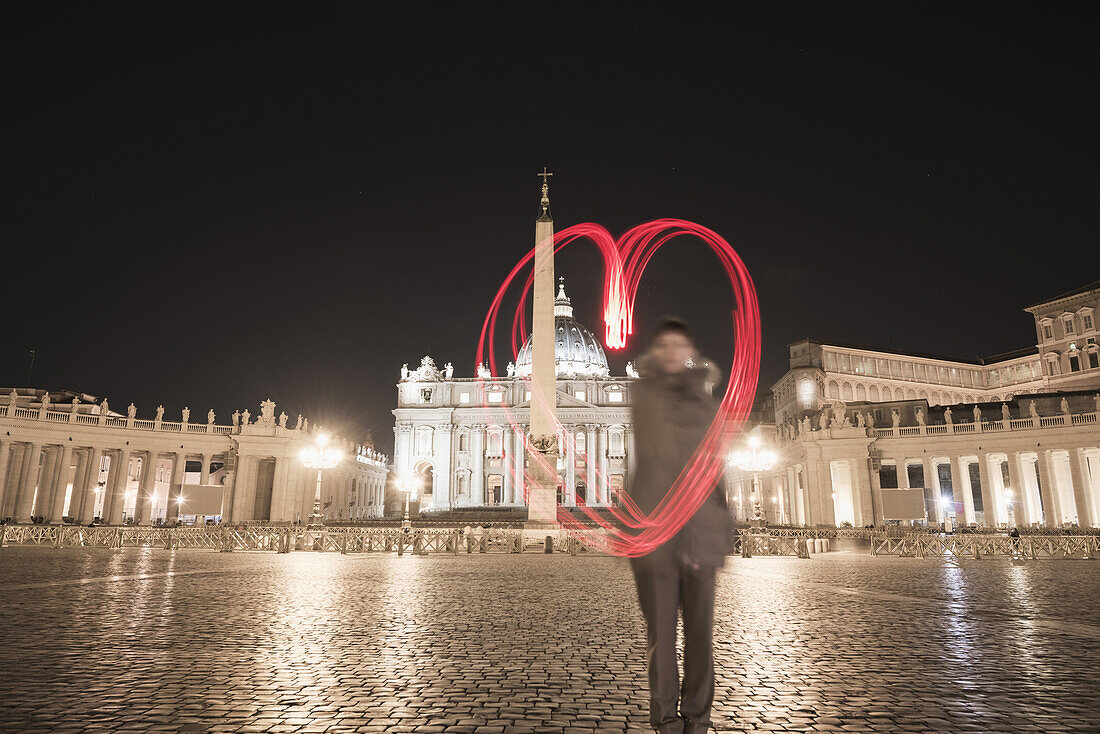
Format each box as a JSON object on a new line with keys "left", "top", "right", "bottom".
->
{"left": 525, "top": 167, "right": 559, "bottom": 526}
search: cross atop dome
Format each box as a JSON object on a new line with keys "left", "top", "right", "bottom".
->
{"left": 554, "top": 276, "right": 573, "bottom": 317}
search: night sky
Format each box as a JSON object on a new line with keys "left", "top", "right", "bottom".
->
{"left": 3, "top": 3, "right": 1097, "bottom": 456}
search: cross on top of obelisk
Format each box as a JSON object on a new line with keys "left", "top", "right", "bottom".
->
{"left": 537, "top": 166, "right": 553, "bottom": 221}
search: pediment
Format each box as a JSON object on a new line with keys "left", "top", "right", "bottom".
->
{"left": 557, "top": 390, "right": 596, "bottom": 408}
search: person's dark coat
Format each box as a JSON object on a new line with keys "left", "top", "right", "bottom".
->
{"left": 627, "top": 353, "right": 734, "bottom": 572}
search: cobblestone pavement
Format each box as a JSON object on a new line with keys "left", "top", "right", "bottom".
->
{"left": 1, "top": 543, "right": 1098, "bottom": 733}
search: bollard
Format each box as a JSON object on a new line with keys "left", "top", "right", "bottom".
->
{"left": 569, "top": 537, "right": 578, "bottom": 556}
{"left": 545, "top": 535, "right": 553, "bottom": 554}
{"left": 466, "top": 535, "right": 473, "bottom": 553}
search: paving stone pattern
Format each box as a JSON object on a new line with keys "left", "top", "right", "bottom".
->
{"left": 0, "top": 544, "right": 1098, "bottom": 733}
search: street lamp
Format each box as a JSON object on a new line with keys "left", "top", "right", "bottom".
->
{"left": 397, "top": 475, "right": 420, "bottom": 529}
{"left": 300, "top": 433, "right": 341, "bottom": 528}
{"left": 729, "top": 435, "right": 777, "bottom": 526}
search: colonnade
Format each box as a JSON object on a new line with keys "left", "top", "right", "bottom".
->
{"left": 0, "top": 396, "right": 388, "bottom": 525}
{"left": 731, "top": 403, "right": 1100, "bottom": 528}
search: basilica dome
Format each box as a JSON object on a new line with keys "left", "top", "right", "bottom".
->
{"left": 515, "top": 280, "right": 610, "bottom": 378}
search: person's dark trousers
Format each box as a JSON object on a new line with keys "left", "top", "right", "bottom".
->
{"left": 631, "top": 559, "right": 718, "bottom": 734}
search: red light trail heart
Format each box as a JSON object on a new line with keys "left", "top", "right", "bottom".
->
{"left": 476, "top": 219, "right": 760, "bottom": 557}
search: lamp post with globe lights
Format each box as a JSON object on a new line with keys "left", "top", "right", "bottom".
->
{"left": 300, "top": 434, "right": 341, "bottom": 528}
{"left": 729, "top": 435, "right": 777, "bottom": 527}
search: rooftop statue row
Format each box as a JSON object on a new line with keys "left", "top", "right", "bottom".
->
{"left": 400, "top": 355, "right": 640, "bottom": 381}
{"left": 776, "top": 393, "right": 1100, "bottom": 442}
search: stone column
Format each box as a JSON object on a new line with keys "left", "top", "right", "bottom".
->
{"left": 47, "top": 445, "right": 74, "bottom": 523}
{"left": 514, "top": 426, "right": 526, "bottom": 505}
{"left": 107, "top": 449, "right": 132, "bottom": 525}
{"left": 501, "top": 425, "right": 514, "bottom": 505}
{"left": 565, "top": 424, "right": 576, "bottom": 505}
{"left": 1085, "top": 453, "right": 1100, "bottom": 527}
{"left": 1017, "top": 455, "right": 1040, "bottom": 526}
{"left": 785, "top": 467, "right": 796, "bottom": 523}
{"left": 36, "top": 447, "right": 58, "bottom": 520}
{"left": 433, "top": 424, "right": 453, "bottom": 510}
{"left": 947, "top": 458, "right": 965, "bottom": 524}
{"left": 166, "top": 452, "right": 186, "bottom": 523}
{"left": 1037, "top": 450, "right": 1059, "bottom": 527}
{"left": 794, "top": 465, "right": 807, "bottom": 526}
{"left": 137, "top": 452, "right": 158, "bottom": 524}
{"left": 959, "top": 455, "right": 976, "bottom": 526}
{"left": 233, "top": 455, "right": 257, "bottom": 522}
{"left": 78, "top": 448, "right": 103, "bottom": 523}
{"left": 922, "top": 457, "right": 941, "bottom": 524}
{"left": 200, "top": 454, "right": 211, "bottom": 485}
{"left": 625, "top": 426, "right": 636, "bottom": 482}
{"left": 221, "top": 455, "right": 238, "bottom": 522}
{"left": 471, "top": 425, "right": 485, "bottom": 505}
{"left": 820, "top": 460, "right": 836, "bottom": 526}
{"left": 988, "top": 456, "right": 1011, "bottom": 526}
{"left": 853, "top": 457, "right": 875, "bottom": 526}
{"left": 1068, "top": 448, "right": 1093, "bottom": 527}
{"left": 803, "top": 460, "right": 822, "bottom": 526}
{"left": 67, "top": 449, "right": 88, "bottom": 520}
{"left": 585, "top": 424, "right": 597, "bottom": 505}
{"left": 597, "top": 426, "right": 609, "bottom": 504}
{"left": 269, "top": 456, "right": 291, "bottom": 522}
{"left": 16, "top": 443, "right": 43, "bottom": 522}
{"left": 0, "top": 441, "right": 11, "bottom": 519}
{"left": 99, "top": 450, "right": 121, "bottom": 523}
{"left": 976, "top": 453, "right": 995, "bottom": 526}
{"left": 0, "top": 443, "right": 23, "bottom": 519}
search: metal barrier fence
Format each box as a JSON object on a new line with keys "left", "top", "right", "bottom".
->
{"left": 0, "top": 524, "right": 822, "bottom": 558}
{"left": 0, "top": 524, "right": 594, "bottom": 555}
{"left": 869, "top": 533, "right": 1100, "bottom": 559}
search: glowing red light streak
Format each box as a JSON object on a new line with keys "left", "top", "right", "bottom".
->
{"left": 477, "top": 219, "right": 760, "bottom": 557}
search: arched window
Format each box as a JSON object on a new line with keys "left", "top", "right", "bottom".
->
{"left": 610, "top": 430, "right": 624, "bottom": 455}
{"left": 487, "top": 430, "right": 502, "bottom": 456}
{"left": 841, "top": 382, "right": 853, "bottom": 401}
{"left": 458, "top": 432, "right": 468, "bottom": 452}
{"left": 576, "top": 431, "right": 586, "bottom": 454}
{"left": 827, "top": 380, "right": 839, "bottom": 400}
{"left": 855, "top": 384, "right": 867, "bottom": 402}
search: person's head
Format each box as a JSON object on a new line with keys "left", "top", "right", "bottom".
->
{"left": 649, "top": 316, "right": 698, "bottom": 374}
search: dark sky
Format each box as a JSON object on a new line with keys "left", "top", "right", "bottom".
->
{"left": 3, "top": 3, "right": 1097, "bottom": 457}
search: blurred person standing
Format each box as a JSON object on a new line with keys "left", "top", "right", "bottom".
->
{"left": 628, "top": 316, "right": 734, "bottom": 734}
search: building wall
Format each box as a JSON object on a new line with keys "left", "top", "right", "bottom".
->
{"left": 1026, "top": 283, "right": 1100, "bottom": 391}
